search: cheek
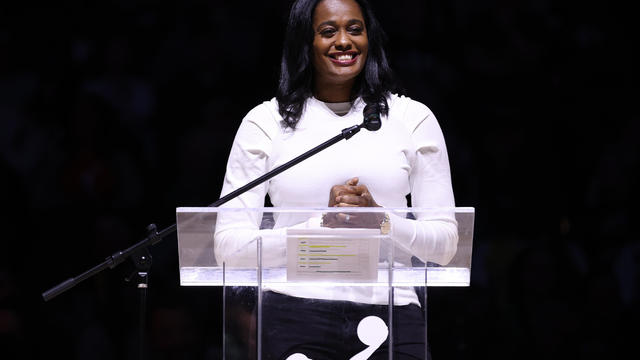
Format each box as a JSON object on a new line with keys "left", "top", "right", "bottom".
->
{"left": 360, "top": 41, "right": 369, "bottom": 58}
{"left": 312, "top": 42, "right": 327, "bottom": 61}
{"left": 312, "top": 51, "right": 325, "bottom": 72}
{"left": 358, "top": 49, "right": 368, "bottom": 69}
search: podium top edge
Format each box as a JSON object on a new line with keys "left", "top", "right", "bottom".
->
{"left": 176, "top": 207, "right": 475, "bottom": 213}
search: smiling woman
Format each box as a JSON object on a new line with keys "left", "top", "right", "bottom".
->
{"left": 215, "top": 0, "right": 458, "bottom": 358}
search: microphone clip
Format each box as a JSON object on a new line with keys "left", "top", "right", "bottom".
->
{"left": 341, "top": 124, "right": 362, "bottom": 140}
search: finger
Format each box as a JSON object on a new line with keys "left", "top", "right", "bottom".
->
{"left": 336, "top": 194, "right": 367, "bottom": 206}
{"left": 336, "top": 183, "right": 369, "bottom": 196}
{"left": 329, "top": 185, "right": 351, "bottom": 206}
{"left": 333, "top": 189, "right": 360, "bottom": 203}
{"left": 336, "top": 202, "right": 360, "bottom": 207}
{"left": 330, "top": 185, "right": 345, "bottom": 197}
{"left": 345, "top": 185, "right": 369, "bottom": 196}
{"left": 321, "top": 213, "right": 337, "bottom": 227}
{"left": 335, "top": 187, "right": 361, "bottom": 199}
{"left": 334, "top": 187, "right": 353, "bottom": 197}
{"left": 345, "top": 177, "right": 359, "bottom": 186}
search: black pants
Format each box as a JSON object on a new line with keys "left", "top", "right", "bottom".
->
{"left": 261, "top": 291, "right": 428, "bottom": 360}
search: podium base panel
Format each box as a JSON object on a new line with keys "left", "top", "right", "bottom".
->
{"left": 223, "top": 285, "right": 429, "bottom": 360}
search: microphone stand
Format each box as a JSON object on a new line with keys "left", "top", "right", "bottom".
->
{"left": 42, "top": 119, "right": 376, "bottom": 359}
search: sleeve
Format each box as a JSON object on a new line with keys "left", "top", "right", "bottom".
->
{"left": 213, "top": 104, "right": 287, "bottom": 267}
{"left": 390, "top": 99, "right": 459, "bottom": 265}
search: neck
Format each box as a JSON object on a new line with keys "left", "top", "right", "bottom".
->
{"left": 313, "top": 78, "right": 355, "bottom": 103}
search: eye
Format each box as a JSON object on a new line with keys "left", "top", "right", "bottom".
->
{"left": 348, "top": 26, "right": 363, "bottom": 34}
{"left": 319, "top": 28, "right": 337, "bottom": 37}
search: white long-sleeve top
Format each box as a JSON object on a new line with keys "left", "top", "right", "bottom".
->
{"left": 214, "top": 95, "right": 458, "bottom": 305}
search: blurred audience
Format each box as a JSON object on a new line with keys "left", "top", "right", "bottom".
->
{"left": 0, "top": 0, "right": 633, "bottom": 359}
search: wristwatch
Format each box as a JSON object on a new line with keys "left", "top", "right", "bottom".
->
{"left": 380, "top": 213, "right": 390, "bottom": 235}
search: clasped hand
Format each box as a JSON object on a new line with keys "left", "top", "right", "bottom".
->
{"left": 322, "top": 177, "right": 384, "bottom": 229}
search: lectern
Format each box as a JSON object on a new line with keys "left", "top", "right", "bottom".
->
{"left": 176, "top": 207, "right": 474, "bottom": 359}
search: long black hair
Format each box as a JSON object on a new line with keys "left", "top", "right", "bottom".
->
{"left": 276, "top": 0, "right": 401, "bottom": 129}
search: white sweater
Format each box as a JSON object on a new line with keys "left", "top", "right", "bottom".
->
{"left": 214, "top": 95, "right": 458, "bottom": 305}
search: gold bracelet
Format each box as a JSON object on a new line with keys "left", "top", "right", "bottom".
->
{"left": 380, "top": 213, "right": 390, "bottom": 235}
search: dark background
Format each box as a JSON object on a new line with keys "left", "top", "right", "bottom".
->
{"left": 1, "top": 0, "right": 638, "bottom": 359}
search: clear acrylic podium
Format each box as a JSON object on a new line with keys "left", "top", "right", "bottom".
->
{"left": 176, "top": 207, "right": 474, "bottom": 360}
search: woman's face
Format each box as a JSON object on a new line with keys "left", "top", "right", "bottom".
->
{"left": 311, "top": 0, "right": 368, "bottom": 90}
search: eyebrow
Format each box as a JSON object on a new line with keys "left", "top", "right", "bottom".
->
{"left": 316, "top": 19, "right": 364, "bottom": 30}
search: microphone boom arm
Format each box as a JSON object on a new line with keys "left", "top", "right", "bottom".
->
{"left": 42, "top": 120, "right": 371, "bottom": 301}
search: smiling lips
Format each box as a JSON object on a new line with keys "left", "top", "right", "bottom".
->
{"left": 329, "top": 52, "right": 359, "bottom": 66}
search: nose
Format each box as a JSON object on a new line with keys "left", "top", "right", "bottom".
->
{"left": 334, "top": 29, "right": 352, "bottom": 50}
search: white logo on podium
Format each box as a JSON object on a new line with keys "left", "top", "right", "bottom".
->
{"left": 285, "top": 315, "right": 389, "bottom": 360}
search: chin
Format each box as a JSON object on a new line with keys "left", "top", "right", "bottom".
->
{"left": 330, "top": 69, "right": 361, "bottom": 83}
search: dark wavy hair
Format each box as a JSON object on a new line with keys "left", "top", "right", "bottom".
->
{"left": 276, "top": 0, "right": 401, "bottom": 129}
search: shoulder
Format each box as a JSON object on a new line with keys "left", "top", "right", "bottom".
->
{"left": 387, "top": 94, "right": 437, "bottom": 132}
{"left": 240, "top": 98, "right": 284, "bottom": 140}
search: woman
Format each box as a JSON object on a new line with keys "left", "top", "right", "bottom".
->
{"left": 215, "top": 0, "right": 458, "bottom": 358}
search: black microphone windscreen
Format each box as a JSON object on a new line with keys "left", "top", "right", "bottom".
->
{"left": 363, "top": 103, "right": 381, "bottom": 131}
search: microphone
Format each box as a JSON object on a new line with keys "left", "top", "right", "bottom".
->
{"left": 363, "top": 103, "right": 381, "bottom": 131}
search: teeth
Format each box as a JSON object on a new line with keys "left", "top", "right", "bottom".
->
{"left": 336, "top": 54, "right": 353, "bottom": 61}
